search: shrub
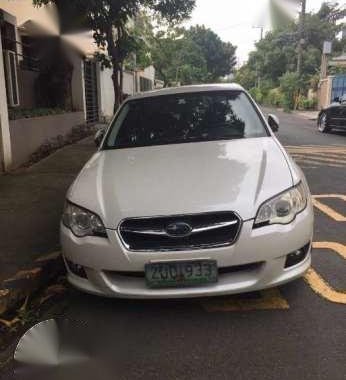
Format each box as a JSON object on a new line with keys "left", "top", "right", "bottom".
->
{"left": 249, "top": 87, "right": 263, "bottom": 104}
{"left": 266, "top": 88, "right": 283, "bottom": 107}
{"left": 279, "top": 71, "right": 301, "bottom": 111}
{"left": 8, "top": 107, "right": 67, "bottom": 120}
{"left": 297, "top": 96, "right": 317, "bottom": 110}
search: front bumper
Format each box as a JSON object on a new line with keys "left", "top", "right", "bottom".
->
{"left": 61, "top": 206, "right": 313, "bottom": 299}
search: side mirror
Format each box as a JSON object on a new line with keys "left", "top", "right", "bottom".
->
{"left": 94, "top": 129, "right": 105, "bottom": 147}
{"left": 333, "top": 96, "right": 340, "bottom": 103}
{"left": 268, "top": 114, "right": 279, "bottom": 132}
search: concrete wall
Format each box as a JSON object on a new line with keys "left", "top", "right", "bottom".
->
{"left": 0, "top": 25, "right": 12, "bottom": 171}
{"left": 9, "top": 111, "right": 84, "bottom": 168}
{"left": 136, "top": 66, "right": 155, "bottom": 91}
{"left": 98, "top": 66, "right": 155, "bottom": 121}
{"left": 98, "top": 67, "right": 114, "bottom": 121}
{"left": 98, "top": 67, "right": 136, "bottom": 121}
{"left": 123, "top": 71, "right": 136, "bottom": 96}
{"left": 318, "top": 76, "right": 333, "bottom": 110}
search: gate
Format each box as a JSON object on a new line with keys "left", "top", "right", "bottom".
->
{"left": 331, "top": 74, "right": 346, "bottom": 101}
{"left": 84, "top": 60, "right": 99, "bottom": 123}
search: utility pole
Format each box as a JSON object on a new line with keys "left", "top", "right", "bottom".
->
{"left": 320, "top": 41, "right": 331, "bottom": 80}
{"left": 253, "top": 25, "right": 264, "bottom": 41}
{"left": 253, "top": 25, "right": 264, "bottom": 89}
{"left": 296, "top": 0, "right": 306, "bottom": 76}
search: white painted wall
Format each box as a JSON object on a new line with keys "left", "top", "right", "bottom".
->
{"left": 0, "top": 28, "right": 13, "bottom": 170}
{"left": 10, "top": 111, "right": 84, "bottom": 168}
{"left": 136, "top": 65, "right": 155, "bottom": 91}
{"left": 98, "top": 65, "right": 155, "bottom": 121}
{"left": 123, "top": 71, "right": 135, "bottom": 95}
{"left": 142, "top": 65, "right": 155, "bottom": 80}
{"left": 98, "top": 67, "right": 115, "bottom": 121}
{"left": 98, "top": 68, "right": 137, "bottom": 120}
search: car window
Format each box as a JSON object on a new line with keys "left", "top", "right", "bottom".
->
{"left": 103, "top": 91, "right": 268, "bottom": 149}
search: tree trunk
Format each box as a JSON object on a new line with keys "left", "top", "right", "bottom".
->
{"left": 106, "top": 27, "right": 122, "bottom": 113}
{"left": 111, "top": 66, "right": 121, "bottom": 113}
{"left": 120, "top": 65, "right": 124, "bottom": 102}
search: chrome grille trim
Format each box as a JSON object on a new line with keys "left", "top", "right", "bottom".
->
{"left": 120, "top": 220, "right": 238, "bottom": 237}
{"left": 118, "top": 212, "right": 242, "bottom": 252}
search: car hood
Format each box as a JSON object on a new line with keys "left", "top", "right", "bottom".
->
{"left": 68, "top": 137, "right": 293, "bottom": 228}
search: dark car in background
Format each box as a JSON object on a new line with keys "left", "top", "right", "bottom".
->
{"left": 317, "top": 95, "right": 346, "bottom": 133}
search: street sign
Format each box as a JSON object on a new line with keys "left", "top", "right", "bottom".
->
{"left": 323, "top": 41, "right": 332, "bottom": 55}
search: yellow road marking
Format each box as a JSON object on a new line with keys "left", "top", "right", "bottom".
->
{"left": 285, "top": 145, "right": 346, "bottom": 151}
{"left": 311, "top": 152, "right": 346, "bottom": 159}
{"left": 312, "top": 241, "right": 346, "bottom": 259}
{"left": 312, "top": 197, "right": 346, "bottom": 221}
{"left": 304, "top": 268, "right": 346, "bottom": 305}
{"left": 304, "top": 241, "right": 346, "bottom": 305}
{"left": 202, "top": 288, "right": 289, "bottom": 312}
{"left": 313, "top": 194, "right": 346, "bottom": 200}
{"left": 292, "top": 154, "right": 346, "bottom": 165}
{"left": 292, "top": 158, "right": 345, "bottom": 168}
{"left": 287, "top": 148, "right": 346, "bottom": 153}
{"left": 285, "top": 145, "right": 346, "bottom": 168}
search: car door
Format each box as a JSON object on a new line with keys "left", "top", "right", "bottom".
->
{"left": 339, "top": 102, "right": 346, "bottom": 127}
{"left": 328, "top": 103, "right": 343, "bottom": 127}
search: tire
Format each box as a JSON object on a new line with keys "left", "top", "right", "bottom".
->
{"left": 318, "top": 112, "right": 331, "bottom": 133}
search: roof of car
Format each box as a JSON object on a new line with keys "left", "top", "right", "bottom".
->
{"left": 127, "top": 83, "right": 244, "bottom": 101}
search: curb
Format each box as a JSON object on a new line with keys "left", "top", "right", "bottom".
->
{"left": 0, "top": 252, "right": 64, "bottom": 316}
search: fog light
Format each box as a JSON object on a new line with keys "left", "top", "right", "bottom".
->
{"left": 285, "top": 243, "right": 310, "bottom": 268}
{"left": 65, "top": 259, "right": 87, "bottom": 278}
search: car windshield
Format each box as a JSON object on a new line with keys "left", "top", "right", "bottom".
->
{"left": 103, "top": 91, "right": 268, "bottom": 149}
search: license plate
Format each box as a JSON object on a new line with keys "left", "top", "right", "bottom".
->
{"left": 145, "top": 260, "right": 218, "bottom": 288}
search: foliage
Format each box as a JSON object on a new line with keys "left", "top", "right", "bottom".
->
{"left": 148, "top": 28, "right": 205, "bottom": 86}
{"left": 33, "top": 0, "right": 196, "bottom": 109}
{"left": 186, "top": 25, "right": 237, "bottom": 82}
{"left": 249, "top": 87, "right": 263, "bottom": 104}
{"left": 234, "top": 65, "right": 257, "bottom": 90}
{"left": 124, "top": 12, "right": 154, "bottom": 71}
{"left": 235, "top": 2, "right": 346, "bottom": 110}
{"left": 266, "top": 88, "right": 284, "bottom": 107}
{"left": 8, "top": 107, "right": 66, "bottom": 120}
{"left": 279, "top": 71, "right": 301, "bottom": 111}
{"left": 297, "top": 95, "right": 317, "bottom": 110}
{"left": 150, "top": 25, "right": 236, "bottom": 86}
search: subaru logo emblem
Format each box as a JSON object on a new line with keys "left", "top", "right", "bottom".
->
{"left": 166, "top": 222, "right": 192, "bottom": 237}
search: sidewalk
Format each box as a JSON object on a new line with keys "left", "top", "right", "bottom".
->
{"left": 292, "top": 110, "right": 319, "bottom": 121}
{"left": 0, "top": 136, "right": 96, "bottom": 285}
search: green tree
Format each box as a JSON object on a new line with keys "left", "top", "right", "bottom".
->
{"left": 33, "top": 0, "right": 195, "bottom": 110}
{"left": 150, "top": 28, "right": 208, "bottom": 86}
{"left": 235, "top": 2, "right": 345, "bottom": 109}
{"left": 279, "top": 71, "right": 301, "bottom": 110}
{"left": 150, "top": 25, "right": 236, "bottom": 86}
{"left": 186, "top": 25, "right": 237, "bottom": 81}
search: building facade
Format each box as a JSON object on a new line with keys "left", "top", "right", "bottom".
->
{"left": 0, "top": 0, "right": 155, "bottom": 170}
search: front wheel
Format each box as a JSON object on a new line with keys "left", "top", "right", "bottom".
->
{"left": 318, "top": 112, "right": 331, "bottom": 133}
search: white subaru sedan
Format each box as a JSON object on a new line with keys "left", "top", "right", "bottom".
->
{"left": 61, "top": 84, "right": 313, "bottom": 298}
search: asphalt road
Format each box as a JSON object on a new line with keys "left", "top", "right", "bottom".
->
{"left": 6, "top": 109, "right": 346, "bottom": 380}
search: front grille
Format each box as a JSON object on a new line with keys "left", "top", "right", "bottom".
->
{"left": 118, "top": 212, "right": 241, "bottom": 251}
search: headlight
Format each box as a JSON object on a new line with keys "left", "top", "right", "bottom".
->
{"left": 254, "top": 182, "right": 307, "bottom": 227}
{"left": 62, "top": 202, "right": 107, "bottom": 237}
